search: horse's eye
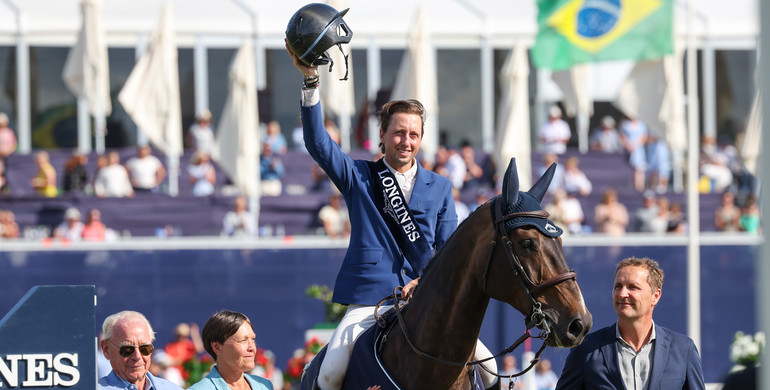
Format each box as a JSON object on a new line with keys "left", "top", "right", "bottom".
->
{"left": 521, "top": 239, "right": 537, "bottom": 251}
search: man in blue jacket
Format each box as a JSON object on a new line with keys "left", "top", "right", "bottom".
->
{"left": 286, "top": 43, "right": 500, "bottom": 389}
{"left": 555, "top": 257, "right": 705, "bottom": 389}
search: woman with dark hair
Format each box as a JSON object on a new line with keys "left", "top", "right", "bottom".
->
{"left": 188, "top": 310, "right": 272, "bottom": 390}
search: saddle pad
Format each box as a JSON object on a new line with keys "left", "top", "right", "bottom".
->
{"left": 343, "top": 314, "right": 485, "bottom": 390}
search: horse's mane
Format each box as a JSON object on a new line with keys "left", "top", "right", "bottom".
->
{"left": 419, "top": 197, "right": 494, "bottom": 279}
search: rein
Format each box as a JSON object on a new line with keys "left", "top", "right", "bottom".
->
{"left": 377, "top": 196, "right": 578, "bottom": 387}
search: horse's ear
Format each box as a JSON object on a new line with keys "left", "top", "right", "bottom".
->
{"left": 502, "top": 158, "right": 520, "bottom": 206}
{"left": 529, "top": 163, "right": 556, "bottom": 202}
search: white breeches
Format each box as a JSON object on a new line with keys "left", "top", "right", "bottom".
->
{"left": 316, "top": 304, "right": 498, "bottom": 390}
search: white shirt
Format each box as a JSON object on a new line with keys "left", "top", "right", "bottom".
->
{"left": 125, "top": 155, "right": 163, "bottom": 189}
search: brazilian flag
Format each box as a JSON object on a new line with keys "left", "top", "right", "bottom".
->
{"left": 532, "top": 0, "right": 673, "bottom": 71}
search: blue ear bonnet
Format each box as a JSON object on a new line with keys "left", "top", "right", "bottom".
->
{"left": 500, "top": 191, "right": 563, "bottom": 238}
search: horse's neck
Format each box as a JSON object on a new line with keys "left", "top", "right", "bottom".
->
{"left": 405, "top": 226, "right": 491, "bottom": 358}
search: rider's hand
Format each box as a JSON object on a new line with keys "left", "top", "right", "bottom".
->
{"left": 403, "top": 277, "right": 420, "bottom": 300}
{"left": 285, "top": 39, "right": 319, "bottom": 78}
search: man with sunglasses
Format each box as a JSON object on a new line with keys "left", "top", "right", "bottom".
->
{"left": 98, "top": 310, "right": 183, "bottom": 390}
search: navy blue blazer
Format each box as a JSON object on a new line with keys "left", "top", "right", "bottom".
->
{"left": 555, "top": 323, "right": 705, "bottom": 390}
{"left": 301, "top": 102, "right": 457, "bottom": 305}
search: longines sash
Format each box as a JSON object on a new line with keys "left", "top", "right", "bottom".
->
{"left": 368, "top": 159, "right": 433, "bottom": 269}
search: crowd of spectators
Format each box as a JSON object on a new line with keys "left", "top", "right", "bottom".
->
{"left": 0, "top": 107, "right": 762, "bottom": 240}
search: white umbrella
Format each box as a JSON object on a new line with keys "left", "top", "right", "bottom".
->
{"left": 390, "top": 5, "right": 439, "bottom": 164}
{"left": 212, "top": 39, "right": 260, "bottom": 198}
{"left": 551, "top": 64, "right": 593, "bottom": 153}
{"left": 62, "top": 0, "right": 111, "bottom": 154}
{"left": 615, "top": 50, "right": 687, "bottom": 190}
{"left": 320, "top": 0, "right": 355, "bottom": 152}
{"left": 741, "top": 90, "right": 761, "bottom": 175}
{"left": 494, "top": 44, "right": 531, "bottom": 189}
{"left": 117, "top": 3, "right": 182, "bottom": 195}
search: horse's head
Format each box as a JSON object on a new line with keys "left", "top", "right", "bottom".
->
{"left": 483, "top": 158, "right": 591, "bottom": 348}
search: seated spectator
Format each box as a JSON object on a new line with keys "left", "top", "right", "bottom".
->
{"left": 62, "top": 152, "right": 89, "bottom": 194}
{"left": 126, "top": 145, "right": 166, "bottom": 193}
{"left": 667, "top": 201, "right": 687, "bottom": 234}
{"left": 0, "top": 112, "right": 17, "bottom": 162}
{"left": 544, "top": 190, "right": 570, "bottom": 235}
{"left": 645, "top": 132, "right": 671, "bottom": 193}
{"left": 700, "top": 153, "right": 733, "bottom": 193}
{"left": 649, "top": 196, "right": 671, "bottom": 234}
{"left": 589, "top": 115, "right": 623, "bottom": 153}
{"left": 222, "top": 196, "right": 256, "bottom": 237}
{"left": 538, "top": 153, "right": 564, "bottom": 197}
{"left": 715, "top": 191, "right": 741, "bottom": 232}
{"left": 188, "top": 151, "right": 216, "bottom": 197}
{"left": 459, "top": 140, "right": 485, "bottom": 190}
{"left": 453, "top": 187, "right": 470, "bottom": 225}
{"left": 739, "top": 195, "right": 760, "bottom": 234}
{"left": 619, "top": 116, "right": 648, "bottom": 191}
{"left": 318, "top": 192, "right": 350, "bottom": 238}
{"left": 0, "top": 159, "right": 8, "bottom": 195}
{"left": 187, "top": 110, "right": 215, "bottom": 154}
{"left": 30, "top": 150, "right": 58, "bottom": 197}
{"left": 433, "top": 144, "right": 466, "bottom": 190}
{"left": 632, "top": 191, "right": 659, "bottom": 233}
{"left": 53, "top": 207, "right": 84, "bottom": 241}
{"left": 0, "top": 210, "right": 19, "bottom": 239}
{"left": 94, "top": 151, "right": 134, "bottom": 198}
{"left": 264, "top": 120, "right": 288, "bottom": 156}
{"left": 260, "top": 142, "right": 285, "bottom": 197}
{"left": 562, "top": 156, "right": 592, "bottom": 197}
{"left": 82, "top": 208, "right": 111, "bottom": 241}
{"left": 310, "top": 163, "right": 332, "bottom": 192}
{"left": 538, "top": 105, "right": 571, "bottom": 155}
{"left": 562, "top": 191, "right": 586, "bottom": 235}
{"left": 593, "top": 189, "right": 629, "bottom": 236}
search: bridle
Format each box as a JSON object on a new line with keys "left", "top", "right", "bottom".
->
{"left": 377, "top": 195, "right": 578, "bottom": 389}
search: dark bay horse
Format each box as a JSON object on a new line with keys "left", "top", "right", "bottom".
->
{"left": 303, "top": 158, "right": 592, "bottom": 389}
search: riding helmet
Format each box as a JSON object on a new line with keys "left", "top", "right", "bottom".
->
{"left": 285, "top": 3, "right": 352, "bottom": 66}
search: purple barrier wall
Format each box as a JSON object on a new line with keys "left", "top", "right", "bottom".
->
{"left": 0, "top": 244, "right": 757, "bottom": 384}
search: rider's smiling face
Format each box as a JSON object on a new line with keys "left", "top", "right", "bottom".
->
{"left": 380, "top": 112, "right": 422, "bottom": 173}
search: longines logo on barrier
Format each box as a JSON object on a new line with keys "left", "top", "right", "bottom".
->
{"left": 0, "top": 353, "right": 80, "bottom": 387}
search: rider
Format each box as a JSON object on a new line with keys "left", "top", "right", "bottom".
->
{"left": 285, "top": 5, "right": 497, "bottom": 389}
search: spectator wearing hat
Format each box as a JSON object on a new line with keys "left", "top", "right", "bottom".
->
{"left": 589, "top": 115, "right": 623, "bottom": 153}
{"left": 53, "top": 207, "right": 85, "bottom": 241}
{"left": 538, "top": 105, "right": 572, "bottom": 155}
{"left": 187, "top": 110, "right": 215, "bottom": 155}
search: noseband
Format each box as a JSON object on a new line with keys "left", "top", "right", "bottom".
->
{"left": 485, "top": 195, "right": 577, "bottom": 332}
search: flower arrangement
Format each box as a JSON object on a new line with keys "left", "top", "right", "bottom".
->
{"left": 182, "top": 355, "right": 214, "bottom": 388}
{"left": 730, "top": 331, "right": 765, "bottom": 367}
{"left": 305, "top": 284, "right": 346, "bottom": 323}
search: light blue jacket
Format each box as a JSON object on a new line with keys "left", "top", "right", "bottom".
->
{"left": 187, "top": 365, "right": 273, "bottom": 390}
{"left": 98, "top": 371, "right": 182, "bottom": 390}
{"left": 301, "top": 102, "right": 457, "bottom": 305}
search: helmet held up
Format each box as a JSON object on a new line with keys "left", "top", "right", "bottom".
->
{"left": 285, "top": 3, "right": 353, "bottom": 79}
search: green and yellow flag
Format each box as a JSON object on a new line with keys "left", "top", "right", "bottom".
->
{"left": 532, "top": 0, "right": 673, "bottom": 71}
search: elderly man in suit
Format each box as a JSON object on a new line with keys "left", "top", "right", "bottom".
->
{"left": 556, "top": 257, "right": 705, "bottom": 390}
